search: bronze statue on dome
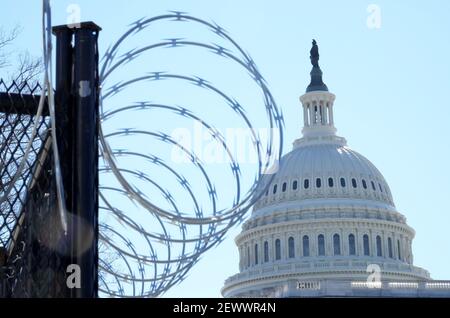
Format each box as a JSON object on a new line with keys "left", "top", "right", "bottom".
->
{"left": 310, "top": 39, "right": 320, "bottom": 67}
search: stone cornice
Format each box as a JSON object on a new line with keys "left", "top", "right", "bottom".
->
{"left": 222, "top": 261, "right": 430, "bottom": 296}
{"left": 236, "top": 217, "right": 415, "bottom": 245}
{"left": 245, "top": 203, "right": 406, "bottom": 232}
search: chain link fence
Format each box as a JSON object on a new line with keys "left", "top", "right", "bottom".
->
{"left": 0, "top": 79, "right": 70, "bottom": 297}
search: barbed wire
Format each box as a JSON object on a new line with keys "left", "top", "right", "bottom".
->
{"left": 0, "top": 1, "right": 68, "bottom": 229}
{"left": 98, "top": 12, "right": 283, "bottom": 297}
{"left": 2, "top": 3, "right": 284, "bottom": 297}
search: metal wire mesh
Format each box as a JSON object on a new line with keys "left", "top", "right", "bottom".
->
{"left": 0, "top": 79, "right": 69, "bottom": 298}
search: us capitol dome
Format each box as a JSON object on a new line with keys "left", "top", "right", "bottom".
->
{"left": 222, "top": 40, "right": 450, "bottom": 297}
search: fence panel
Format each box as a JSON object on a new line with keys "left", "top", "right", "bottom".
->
{"left": 0, "top": 80, "right": 70, "bottom": 297}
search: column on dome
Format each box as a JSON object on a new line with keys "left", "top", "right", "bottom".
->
{"left": 270, "top": 234, "right": 274, "bottom": 262}
{"left": 309, "top": 102, "right": 315, "bottom": 126}
{"left": 370, "top": 229, "right": 376, "bottom": 257}
{"left": 317, "top": 103, "right": 322, "bottom": 125}
{"left": 239, "top": 246, "right": 242, "bottom": 270}
{"left": 355, "top": 228, "right": 359, "bottom": 256}
{"left": 391, "top": 232, "right": 396, "bottom": 260}
{"left": 392, "top": 232, "right": 398, "bottom": 260}
{"left": 245, "top": 243, "right": 249, "bottom": 268}
{"left": 320, "top": 101, "right": 326, "bottom": 125}
{"left": 300, "top": 231, "right": 304, "bottom": 257}
{"left": 408, "top": 239, "right": 414, "bottom": 264}
{"left": 342, "top": 230, "right": 348, "bottom": 255}
{"left": 325, "top": 230, "right": 331, "bottom": 256}
{"left": 259, "top": 237, "right": 264, "bottom": 264}
{"left": 400, "top": 236, "right": 404, "bottom": 261}
{"left": 382, "top": 231, "right": 387, "bottom": 259}
{"left": 251, "top": 240, "right": 255, "bottom": 266}
{"left": 303, "top": 103, "right": 309, "bottom": 127}
{"left": 403, "top": 236, "right": 407, "bottom": 262}
{"left": 323, "top": 102, "right": 328, "bottom": 125}
{"left": 328, "top": 102, "right": 334, "bottom": 125}
{"left": 248, "top": 243, "right": 251, "bottom": 268}
{"left": 311, "top": 230, "right": 317, "bottom": 257}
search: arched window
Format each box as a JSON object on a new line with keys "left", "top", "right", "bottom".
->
{"left": 352, "top": 178, "right": 357, "bottom": 188}
{"left": 379, "top": 183, "right": 383, "bottom": 192}
{"left": 275, "top": 239, "right": 281, "bottom": 260}
{"left": 247, "top": 246, "right": 250, "bottom": 267}
{"left": 292, "top": 180, "right": 298, "bottom": 190}
{"left": 318, "top": 234, "right": 325, "bottom": 256}
{"left": 363, "top": 234, "right": 370, "bottom": 256}
{"left": 333, "top": 234, "right": 341, "bottom": 255}
{"left": 288, "top": 237, "right": 295, "bottom": 258}
{"left": 388, "top": 238, "right": 393, "bottom": 258}
{"left": 304, "top": 179, "right": 310, "bottom": 189}
{"left": 316, "top": 178, "right": 322, "bottom": 188}
{"left": 340, "top": 177, "right": 346, "bottom": 187}
{"left": 362, "top": 179, "right": 367, "bottom": 189}
{"left": 376, "top": 235, "right": 382, "bottom": 257}
{"left": 302, "top": 235, "right": 310, "bottom": 257}
{"left": 254, "top": 244, "right": 259, "bottom": 264}
{"left": 397, "top": 240, "right": 401, "bottom": 260}
{"left": 282, "top": 182, "right": 287, "bottom": 192}
{"left": 264, "top": 241, "right": 269, "bottom": 262}
{"left": 328, "top": 177, "right": 334, "bottom": 187}
{"left": 348, "top": 234, "right": 356, "bottom": 255}
{"left": 371, "top": 181, "right": 376, "bottom": 191}
{"left": 273, "top": 184, "right": 277, "bottom": 194}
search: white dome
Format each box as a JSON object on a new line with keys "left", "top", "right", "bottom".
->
{"left": 255, "top": 141, "right": 395, "bottom": 214}
{"left": 222, "top": 48, "right": 434, "bottom": 297}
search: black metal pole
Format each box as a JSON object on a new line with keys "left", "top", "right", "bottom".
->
{"left": 52, "top": 22, "right": 101, "bottom": 298}
{"left": 72, "top": 23, "right": 101, "bottom": 298}
{"left": 53, "top": 25, "right": 73, "bottom": 218}
{"left": 52, "top": 25, "right": 74, "bottom": 298}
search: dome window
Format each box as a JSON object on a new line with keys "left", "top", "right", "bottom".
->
{"left": 302, "top": 235, "right": 310, "bottom": 257}
{"left": 247, "top": 247, "right": 250, "bottom": 267}
{"left": 273, "top": 184, "right": 277, "bottom": 194}
{"left": 388, "top": 238, "right": 393, "bottom": 258}
{"left": 351, "top": 178, "right": 357, "bottom": 188}
{"left": 282, "top": 182, "right": 287, "bottom": 192}
{"left": 275, "top": 239, "right": 281, "bottom": 260}
{"left": 340, "top": 177, "right": 346, "bottom": 187}
{"left": 264, "top": 241, "right": 269, "bottom": 262}
{"left": 288, "top": 237, "right": 295, "bottom": 258}
{"left": 328, "top": 177, "right": 334, "bottom": 187}
{"left": 292, "top": 180, "right": 298, "bottom": 190}
{"left": 376, "top": 236, "right": 382, "bottom": 257}
{"left": 304, "top": 179, "right": 310, "bottom": 189}
{"left": 254, "top": 244, "right": 259, "bottom": 264}
{"left": 265, "top": 189, "right": 269, "bottom": 196}
{"left": 378, "top": 183, "right": 383, "bottom": 192}
{"left": 316, "top": 178, "right": 322, "bottom": 188}
{"left": 318, "top": 234, "right": 325, "bottom": 256}
{"left": 333, "top": 234, "right": 341, "bottom": 255}
{"left": 371, "top": 181, "right": 376, "bottom": 191}
{"left": 362, "top": 179, "right": 367, "bottom": 189}
{"left": 348, "top": 234, "right": 356, "bottom": 255}
{"left": 363, "top": 234, "right": 370, "bottom": 256}
{"left": 397, "top": 240, "right": 402, "bottom": 260}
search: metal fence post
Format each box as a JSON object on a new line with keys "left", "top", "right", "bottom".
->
{"left": 52, "top": 22, "right": 101, "bottom": 298}
{"left": 72, "top": 23, "right": 101, "bottom": 298}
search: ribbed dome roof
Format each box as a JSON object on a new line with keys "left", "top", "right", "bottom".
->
{"left": 256, "top": 141, "right": 395, "bottom": 210}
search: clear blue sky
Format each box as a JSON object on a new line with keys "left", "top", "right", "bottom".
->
{"left": 1, "top": 0, "right": 450, "bottom": 297}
